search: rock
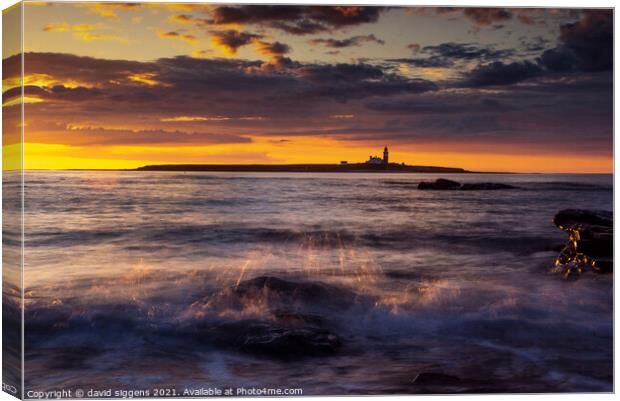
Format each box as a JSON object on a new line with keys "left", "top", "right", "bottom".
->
{"left": 192, "top": 317, "right": 342, "bottom": 358}
{"left": 552, "top": 209, "right": 613, "bottom": 278}
{"left": 241, "top": 327, "right": 341, "bottom": 358}
{"left": 460, "top": 182, "right": 516, "bottom": 190}
{"left": 231, "top": 275, "right": 357, "bottom": 310}
{"left": 412, "top": 372, "right": 462, "bottom": 386}
{"left": 418, "top": 179, "right": 517, "bottom": 191}
{"left": 418, "top": 179, "right": 461, "bottom": 190}
{"left": 553, "top": 209, "right": 612, "bottom": 229}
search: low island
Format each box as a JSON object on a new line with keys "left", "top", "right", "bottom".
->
{"left": 137, "top": 146, "right": 473, "bottom": 173}
{"left": 136, "top": 163, "right": 469, "bottom": 173}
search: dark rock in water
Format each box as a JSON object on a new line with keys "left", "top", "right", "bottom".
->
{"left": 418, "top": 178, "right": 461, "bottom": 190}
{"left": 196, "top": 320, "right": 341, "bottom": 358}
{"left": 413, "top": 372, "right": 462, "bottom": 386}
{"left": 418, "top": 178, "right": 517, "bottom": 191}
{"left": 554, "top": 209, "right": 612, "bottom": 229}
{"left": 241, "top": 327, "right": 341, "bottom": 358}
{"left": 552, "top": 209, "right": 613, "bottom": 279}
{"left": 460, "top": 182, "right": 516, "bottom": 190}
{"left": 231, "top": 276, "right": 357, "bottom": 310}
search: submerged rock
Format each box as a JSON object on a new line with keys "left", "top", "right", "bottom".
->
{"left": 418, "top": 179, "right": 461, "bottom": 190}
{"left": 231, "top": 275, "right": 357, "bottom": 310}
{"left": 193, "top": 318, "right": 341, "bottom": 359}
{"left": 553, "top": 209, "right": 613, "bottom": 279}
{"left": 188, "top": 276, "right": 355, "bottom": 358}
{"left": 241, "top": 327, "right": 341, "bottom": 358}
{"left": 418, "top": 179, "right": 517, "bottom": 191}
{"left": 413, "top": 372, "right": 462, "bottom": 386}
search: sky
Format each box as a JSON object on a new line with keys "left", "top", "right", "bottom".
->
{"left": 2, "top": 2, "right": 613, "bottom": 172}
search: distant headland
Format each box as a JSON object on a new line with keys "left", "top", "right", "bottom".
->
{"left": 136, "top": 146, "right": 470, "bottom": 173}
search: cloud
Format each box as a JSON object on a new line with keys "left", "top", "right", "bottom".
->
{"left": 458, "top": 9, "right": 612, "bottom": 89}
{"left": 462, "top": 61, "right": 542, "bottom": 87}
{"left": 536, "top": 10, "right": 612, "bottom": 73}
{"left": 26, "top": 124, "right": 251, "bottom": 146}
{"left": 43, "top": 22, "right": 128, "bottom": 43}
{"left": 558, "top": 10, "right": 612, "bottom": 72}
{"left": 159, "top": 31, "right": 198, "bottom": 44}
{"left": 309, "top": 34, "right": 384, "bottom": 48}
{"left": 209, "top": 30, "right": 262, "bottom": 54}
{"left": 462, "top": 8, "right": 512, "bottom": 27}
{"left": 207, "top": 5, "right": 386, "bottom": 35}
{"left": 407, "top": 43, "right": 421, "bottom": 53}
{"left": 43, "top": 22, "right": 71, "bottom": 32}
{"left": 422, "top": 42, "right": 512, "bottom": 61}
{"left": 538, "top": 47, "right": 576, "bottom": 72}
{"left": 9, "top": 52, "right": 437, "bottom": 132}
{"left": 84, "top": 3, "right": 141, "bottom": 19}
{"left": 253, "top": 40, "right": 291, "bottom": 58}
{"left": 169, "top": 14, "right": 195, "bottom": 24}
{"left": 73, "top": 32, "right": 128, "bottom": 43}
{"left": 387, "top": 42, "right": 512, "bottom": 70}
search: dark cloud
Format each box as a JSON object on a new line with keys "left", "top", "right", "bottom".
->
{"left": 538, "top": 10, "right": 612, "bottom": 73}
{"left": 429, "top": 7, "right": 513, "bottom": 28}
{"left": 5, "top": 52, "right": 156, "bottom": 84}
{"left": 538, "top": 47, "right": 576, "bottom": 72}
{"left": 462, "top": 8, "right": 513, "bottom": 26}
{"left": 210, "top": 30, "right": 262, "bottom": 54}
{"left": 14, "top": 52, "right": 437, "bottom": 131}
{"left": 462, "top": 61, "right": 543, "bottom": 87}
{"left": 559, "top": 10, "right": 612, "bottom": 72}
{"left": 386, "top": 57, "right": 451, "bottom": 68}
{"left": 208, "top": 5, "right": 386, "bottom": 35}
{"left": 159, "top": 31, "right": 197, "bottom": 43}
{"left": 422, "top": 42, "right": 513, "bottom": 60}
{"left": 309, "top": 34, "right": 384, "bottom": 48}
{"left": 294, "top": 63, "right": 436, "bottom": 100}
{"left": 366, "top": 98, "right": 513, "bottom": 114}
{"left": 387, "top": 42, "right": 512, "bottom": 69}
{"left": 28, "top": 125, "right": 251, "bottom": 146}
{"left": 519, "top": 36, "right": 549, "bottom": 52}
{"left": 254, "top": 40, "right": 291, "bottom": 58}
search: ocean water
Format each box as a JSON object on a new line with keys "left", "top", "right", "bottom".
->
{"left": 16, "top": 171, "right": 613, "bottom": 394}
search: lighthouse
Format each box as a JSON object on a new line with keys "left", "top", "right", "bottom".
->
{"left": 383, "top": 146, "right": 389, "bottom": 165}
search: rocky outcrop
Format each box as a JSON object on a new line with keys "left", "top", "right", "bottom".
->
{"left": 418, "top": 178, "right": 461, "bottom": 190}
{"left": 553, "top": 209, "right": 613, "bottom": 279}
{"left": 230, "top": 275, "right": 358, "bottom": 310}
{"left": 187, "top": 276, "right": 353, "bottom": 358}
{"left": 418, "top": 179, "right": 516, "bottom": 190}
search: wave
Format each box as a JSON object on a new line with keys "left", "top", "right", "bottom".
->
{"left": 24, "top": 223, "right": 562, "bottom": 256}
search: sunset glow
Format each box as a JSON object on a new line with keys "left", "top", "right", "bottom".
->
{"left": 3, "top": 3, "right": 613, "bottom": 172}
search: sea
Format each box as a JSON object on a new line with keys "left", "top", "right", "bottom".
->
{"left": 8, "top": 171, "right": 614, "bottom": 394}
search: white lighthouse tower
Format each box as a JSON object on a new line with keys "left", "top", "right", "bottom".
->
{"left": 383, "top": 146, "right": 389, "bottom": 165}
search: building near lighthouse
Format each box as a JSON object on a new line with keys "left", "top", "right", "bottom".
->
{"left": 367, "top": 146, "right": 389, "bottom": 165}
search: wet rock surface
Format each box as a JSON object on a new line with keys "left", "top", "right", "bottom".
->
{"left": 241, "top": 327, "right": 341, "bottom": 357}
{"left": 418, "top": 179, "right": 517, "bottom": 190}
{"left": 413, "top": 372, "right": 462, "bottom": 386}
{"left": 230, "top": 275, "right": 358, "bottom": 310}
{"left": 552, "top": 209, "right": 613, "bottom": 279}
{"left": 187, "top": 276, "right": 351, "bottom": 358}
